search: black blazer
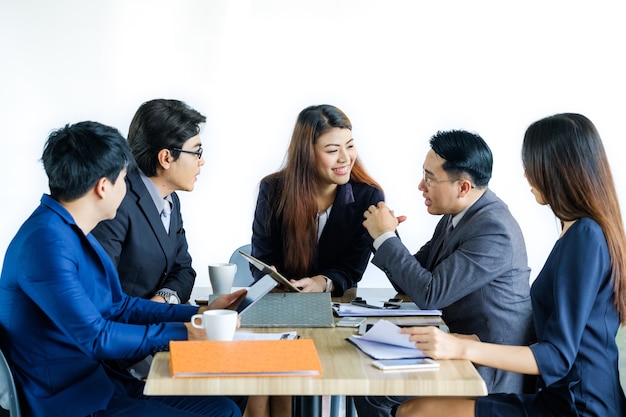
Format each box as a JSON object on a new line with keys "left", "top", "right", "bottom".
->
{"left": 92, "top": 171, "right": 196, "bottom": 302}
{"left": 251, "top": 176, "right": 384, "bottom": 296}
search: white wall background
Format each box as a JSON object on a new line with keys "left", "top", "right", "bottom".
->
{"left": 1, "top": 0, "right": 624, "bottom": 288}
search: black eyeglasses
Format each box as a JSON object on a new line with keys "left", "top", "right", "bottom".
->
{"left": 170, "top": 147, "right": 203, "bottom": 159}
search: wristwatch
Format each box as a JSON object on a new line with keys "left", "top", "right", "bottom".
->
{"left": 155, "top": 289, "right": 180, "bottom": 304}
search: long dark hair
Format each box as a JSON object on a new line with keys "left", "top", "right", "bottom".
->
{"left": 522, "top": 113, "right": 626, "bottom": 323}
{"left": 268, "top": 104, "right": 382, "bottom": 276}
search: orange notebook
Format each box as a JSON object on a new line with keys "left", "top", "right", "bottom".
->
{"left": 169, "top": 339, "right": 323, "bottom": 378}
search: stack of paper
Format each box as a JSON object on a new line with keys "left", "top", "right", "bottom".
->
{"left": 348, "top": 320, "right": 429, "bottom": 360}
{"left": 169, "top": 339, "right": 323, "bottom": 377}
{"left": 333, "top": 302, "right": 441, "bottom": 317}
{"left": 233, "top": 331, "right": 297, "bottom": 340}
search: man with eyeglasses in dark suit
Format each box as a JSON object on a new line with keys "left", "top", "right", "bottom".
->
{"left": 93, "top": 98, "right": 205, "bottom": 307}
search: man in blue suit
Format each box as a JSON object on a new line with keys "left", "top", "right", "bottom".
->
{"left": 0, "top": 121, "right": 245, "bottom": 417}
{"left": 355, "top": 130, "right": 535, "bottom": 417}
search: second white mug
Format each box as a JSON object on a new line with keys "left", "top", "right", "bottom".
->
{"left": 209, "top": 263, "right": 237, "bottom": 294}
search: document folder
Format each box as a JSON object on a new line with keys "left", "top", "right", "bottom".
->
{"left": 348, "top": 319, "right": 429, "bottom": 360}
{"left": 169, "top": 339, "right": 323, "bottom": 377}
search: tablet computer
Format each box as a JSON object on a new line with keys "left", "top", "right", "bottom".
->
{"left": 238, "top": 251, "right": 302, "bottom": 292}
{"left": 235, "top": 274, "right": 277, "bottom": 313}
{"left": 371, "top": 358, "right": 440, "bottom": 371}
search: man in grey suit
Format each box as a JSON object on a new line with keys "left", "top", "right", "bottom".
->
{"left": 354, "top": 130, "right": 534, "bottom": 417}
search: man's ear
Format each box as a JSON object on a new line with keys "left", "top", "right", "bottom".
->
{"left": 458, "top": 179, "right": 474, "bottom": 196}
{"left": 94, "top": 177, "right": 108, "bottom": 199}
{"left": 157, "top": 149, "right": 172, "bottom": 170}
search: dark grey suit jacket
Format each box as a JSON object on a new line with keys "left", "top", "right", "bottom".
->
{"left": 92, "top": 171, "right": 196, "bottom": 303}
{"left": 373, "top": 189, "right": 534, "bottom": 393}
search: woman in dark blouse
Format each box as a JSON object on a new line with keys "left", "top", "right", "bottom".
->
{"left": 251, "top": 104, "right": 384, "bottom": 296}
{"left": 247, "top": 104, "right": 384, "bottom": 417}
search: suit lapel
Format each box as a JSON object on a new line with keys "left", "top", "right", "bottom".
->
{"left": 428, "top": 215, "right": 453, "bottom": 268}
{"left": 318, "top": 183, "right": 354, "bottom": 252}
{"left": 427, "top": 190, "right": 493, "bottom": 268}
{"left": 127, "top": 172, "right": 175, "bottom": 265}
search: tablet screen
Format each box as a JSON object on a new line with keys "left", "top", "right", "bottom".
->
{"left": 238, "top": 251, "right": 301, "bottom": 292}
{"left": 236, "top": 274, "right": 277, "bottom": 313}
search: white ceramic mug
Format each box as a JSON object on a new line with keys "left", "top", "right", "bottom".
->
{"left": 191, "top": 309, "right": 238, "bottom": 341}
{"left": 209, "top": 263, "right": 237, "bottom": 294}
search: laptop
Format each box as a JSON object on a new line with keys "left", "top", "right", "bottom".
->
{"left": 236, "top": 251, "right": 333, "bottom": 327}
{"left": 238, "top": 251, "right": 301, "bottom": 292}
{"left": 239, "top": 292, "right": 334, "bottom": 327}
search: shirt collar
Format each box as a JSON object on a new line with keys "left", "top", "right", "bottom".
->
{"left": 139, "top": 170, "right": 173, "bottom": 213}
{"left": 451, "top": 189, "right": 485, "bottom": 227}
{"left": 41, "top": 194, "right": 76, "bottom": 226}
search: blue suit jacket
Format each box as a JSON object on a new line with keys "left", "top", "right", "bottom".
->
{"left": 373, "top": 189, "right": 534, "bottom": 393}
{"left": 0, "top": 195, "right": 198, "bottom": 417}
{"left": 251, "top": 177, "right": 384, "bottom": 296}
{"left": 92, "top": 171, "right": 196, "bottom": 302}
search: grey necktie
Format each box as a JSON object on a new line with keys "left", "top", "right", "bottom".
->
{"left": 161, "top": 200, "right": 171, "bottom": 233}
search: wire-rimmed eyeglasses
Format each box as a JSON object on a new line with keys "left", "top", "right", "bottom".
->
{"left": 170, "top": 147, "right": 203, "bottom": 159}
{"left": 423, "top": 171, "right": 474, "bottom": 188}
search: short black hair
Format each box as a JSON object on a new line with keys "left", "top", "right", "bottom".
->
{"left": 41, "top": 121, "right": 134, "bottom": 201}
{"left": 127, "top": 99, "right": 206, "bottom": 176}
{"left": 429, "top": 130, "right": 493, "bottom": 187}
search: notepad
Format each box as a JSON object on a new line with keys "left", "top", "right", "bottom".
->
{"left": 169, "top": 339, "right": 323, "bottom": 377}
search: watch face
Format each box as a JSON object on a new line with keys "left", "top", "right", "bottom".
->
{"left": 168, "top": 295, "right": 179, "bottom": 304}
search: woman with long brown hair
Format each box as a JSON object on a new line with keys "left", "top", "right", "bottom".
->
{"left": 245, "top": 104, "right": 384, "bottom": 417}
{"left": 393, "top": 113, "right": 626, "bottom": 417}
{"left": 251, "top": 104, "right": 384, "bottom": 295}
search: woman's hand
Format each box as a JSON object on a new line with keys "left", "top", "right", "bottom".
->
{"left": 289, "top": 275, "right": 327, "bottom": 292}
{"left": 399, "top": 326, "right": 469, "bottom": 360}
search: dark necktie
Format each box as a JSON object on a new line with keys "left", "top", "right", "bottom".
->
{"left": 431, "top": 216, "right": 453, "bottom": 265}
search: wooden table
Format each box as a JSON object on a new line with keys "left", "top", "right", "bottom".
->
{"left": 144, "top": 288, "right": 487, "bottom": 416}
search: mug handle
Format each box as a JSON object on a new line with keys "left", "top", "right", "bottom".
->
{"left": 190, "top": 314, "right": 204, "bottom": 329}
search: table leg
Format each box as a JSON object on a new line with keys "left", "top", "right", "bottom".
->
{"left": 346, "top": 396, "right": 357, "bottom": 417}
{"left": 293, "top": 395, "right": 322, "bottom": 417}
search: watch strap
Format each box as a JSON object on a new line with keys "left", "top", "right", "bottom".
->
{"left": 155, "top": 288, "right": 179, "bottom": 304}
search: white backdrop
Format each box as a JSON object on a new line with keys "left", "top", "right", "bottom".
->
{"left": 1, "top": 0, "right": 624, "bottom": 288}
